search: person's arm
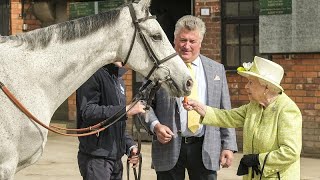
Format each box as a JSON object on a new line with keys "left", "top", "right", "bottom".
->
{"left": 145, "top": 107, "right": 160, "bottom": 133}
{"left": 144, "top": 88, "right": 163, "bottom": 134}
{"left": 145, "top": 90, "right": 174, "bottom": 144}
{"left": 125, "top": 132, "right": 140, "bottom": 168}
{"left": 125, "top": 132, "right": 137, "bottom": 155}
{"left": 77, "top": 73, "right": 125, "bottom": 126}
{"left": 184, "top": 99, "right": 248, "bottom": 128}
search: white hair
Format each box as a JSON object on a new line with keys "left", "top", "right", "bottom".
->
{"left": 174, "top": 15, "right": 206, "bottom": 41}
{"left": 258, "top": 79, "right": 282, "bottom": 94}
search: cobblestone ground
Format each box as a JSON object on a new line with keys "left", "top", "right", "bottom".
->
{"left": 15, "top": 135, "right": 320, "bottom": 180}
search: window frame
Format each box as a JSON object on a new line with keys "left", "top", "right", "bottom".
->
{"left": 221, "top": 0, "right": 260, "bottom": 70}
{"left": 0, "top": 0, "right": 10, "bottom": 36}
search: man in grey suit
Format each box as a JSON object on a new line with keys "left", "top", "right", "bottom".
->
{"left": 145, "top": 15, "right": 238, "bottom": 180}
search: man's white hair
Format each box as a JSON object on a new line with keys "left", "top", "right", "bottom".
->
{"left": 174, "top": 15, "right": 206, "bottom": 41}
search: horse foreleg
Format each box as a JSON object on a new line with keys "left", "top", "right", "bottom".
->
{"left": 0, "top": 158, "right": 18, "bottom": 180}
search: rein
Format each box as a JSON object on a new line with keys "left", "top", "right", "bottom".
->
{"left": 0, "top": 81, "right": 122, "bottom": 136}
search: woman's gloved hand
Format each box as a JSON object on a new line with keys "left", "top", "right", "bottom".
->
{"left": 237, "top": 154, "right": 261, "bottom": 176}
{"left": 237, "top": 162, "right": 248, "bottom": 176}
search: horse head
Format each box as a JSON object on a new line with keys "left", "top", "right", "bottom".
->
{"left": 118, "top": 0, "right": 193, "bottom": 97}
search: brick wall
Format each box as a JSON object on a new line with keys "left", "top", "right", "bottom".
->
{"left": 195, "top": 1, "right": 221, "bottom": 62}
{"left": 273, "top": 54, "right": 320, "bottom": 157}
{"left": 10, "top": 0, "right": 41, "bottom": 35}
{"left": 123, "top": 69, "right": 134, "bottom": 131}
{"left": 10, "top": 0, "right": 23, "bottom": 35}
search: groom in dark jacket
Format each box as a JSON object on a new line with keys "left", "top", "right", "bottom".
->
{"left": 76, "top": 62, "right": 145, "bottom": 180}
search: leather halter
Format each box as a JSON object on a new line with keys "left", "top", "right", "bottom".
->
{"left": 122, "top": 3, "right": 178, "bottom": 80}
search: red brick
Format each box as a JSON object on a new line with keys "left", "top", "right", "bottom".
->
{"left": 303, "top": 110, "right": 318, "bottom": 116}
{"left": 292, "top": 65, "right": 307, "bottom": 71}
{"left": 303, "top": 97, "right": 318, "bottom": 103}
{"left": 313, "top": 54, "right": 320, "bottom": 59}
{"left": 306, "top": 90, "right": 316, "bottom": 97}
{"left": 303, "top": 72, "right": 318, "bottom": 78}
{"left": 285, "top": 72, "right": 295, "bottom": 77}
{"left": 292, "top": 54, "right": 314, "bottom": 59}
{"left": 295, "top": 97, "right": 303, "bottom": 103}
{"left": 291, "top": 90, "right": 307, "bottom": 96}
{"left": 303, "top": 141, "right": 315, "bottom": 147}
{"left": 315, "top": 142, "right": 320, "bottom": 148}
{"left": 301, "top": 59, "right": 319, "bottom": 64}
{"left": 296, "top": 103, "right": 305, "bottom": 109}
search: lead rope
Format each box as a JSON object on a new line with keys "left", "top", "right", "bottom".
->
{"left": 0, "top": 80, "right": 156, "bottom": 137}
{"left": 0, "top": 81, "right": 134, "bottom": 137}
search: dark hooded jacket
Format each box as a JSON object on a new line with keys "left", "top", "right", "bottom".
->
{"left": 76, "top": 64, "right": 135, "bottom": 160}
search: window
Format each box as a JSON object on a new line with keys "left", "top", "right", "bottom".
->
{"left": 69, "top": 0, "right": 126, "bottom": 19}
{"left": 0, "top": 0, "right": 10, "bottom": 35}
{"left": 222, "top": 0, "right": 267, "bottom": 69}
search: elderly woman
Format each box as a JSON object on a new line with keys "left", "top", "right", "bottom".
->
{"left": 184, "top": 56, "right": 302, "bottom": 180}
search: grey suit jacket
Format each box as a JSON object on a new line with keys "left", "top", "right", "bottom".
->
{"left": 145, "top": 55, "right": 238, "bottom": 172}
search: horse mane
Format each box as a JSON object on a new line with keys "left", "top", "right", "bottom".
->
{"left": 4, "top": 5, "right": 125, "bottom": 50}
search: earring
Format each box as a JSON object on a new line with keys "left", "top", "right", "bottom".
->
{"left": 264, "top": 85, "right": 269, "bottom": 96}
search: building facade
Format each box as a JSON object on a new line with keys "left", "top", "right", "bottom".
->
{"left": 2, "top": 0, "right": 319, "bottom": 157}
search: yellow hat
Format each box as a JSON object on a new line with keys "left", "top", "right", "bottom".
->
{"left": 237, "top": 56, "right": 284, "bottom": 92}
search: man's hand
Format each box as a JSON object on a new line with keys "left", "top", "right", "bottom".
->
{"left": 127, "top": 147, "right": 139, "bottom": 168}
{"left": 126, "top": 101, "right": 146, "bottom": 116}
{"left": 154, "top": 123, "right": 174, "bottom": 144}
{"left": 220, "top": 149, "right": 234, "bottom": 168}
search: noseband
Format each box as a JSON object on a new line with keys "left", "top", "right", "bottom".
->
{"left": 122, "top": 3, "right": 177, "bottom": 80}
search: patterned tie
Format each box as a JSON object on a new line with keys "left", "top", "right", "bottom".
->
{"left": 186, "top": 63, "right": 200, "bottom": 133}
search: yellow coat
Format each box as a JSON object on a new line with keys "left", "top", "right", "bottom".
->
{"left": 202, "top": 93, "right": 302, "bottom": 180}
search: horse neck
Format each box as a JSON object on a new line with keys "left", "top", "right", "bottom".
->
{"left": 48, "top": 31, "right": 121, "bottom": 106}
{"left": 23, "top": 18, "right": 131, "bottom": 117}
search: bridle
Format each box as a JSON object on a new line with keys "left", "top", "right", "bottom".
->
{"left": 122, "top": 3, "right": 178, "bottom": 80}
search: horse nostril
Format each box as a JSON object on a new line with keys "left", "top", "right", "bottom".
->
{"left": 186, "top": 79, "right": 193, "bottom": 91}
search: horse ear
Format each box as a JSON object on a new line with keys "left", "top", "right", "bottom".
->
{"left": 137, "top": 0, "right": 151, "bottom": 12}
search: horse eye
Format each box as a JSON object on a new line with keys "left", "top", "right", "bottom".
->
{"left": 151, "top": 33, "right": 162, "bottom": 41}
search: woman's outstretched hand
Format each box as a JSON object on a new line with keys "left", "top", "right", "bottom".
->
{"left": 182, "top": 99, "right": 207, "bottom": 117}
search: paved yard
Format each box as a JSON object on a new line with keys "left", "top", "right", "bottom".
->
{"left": 15, "top": 135, "right": 320, "bottom": 180}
